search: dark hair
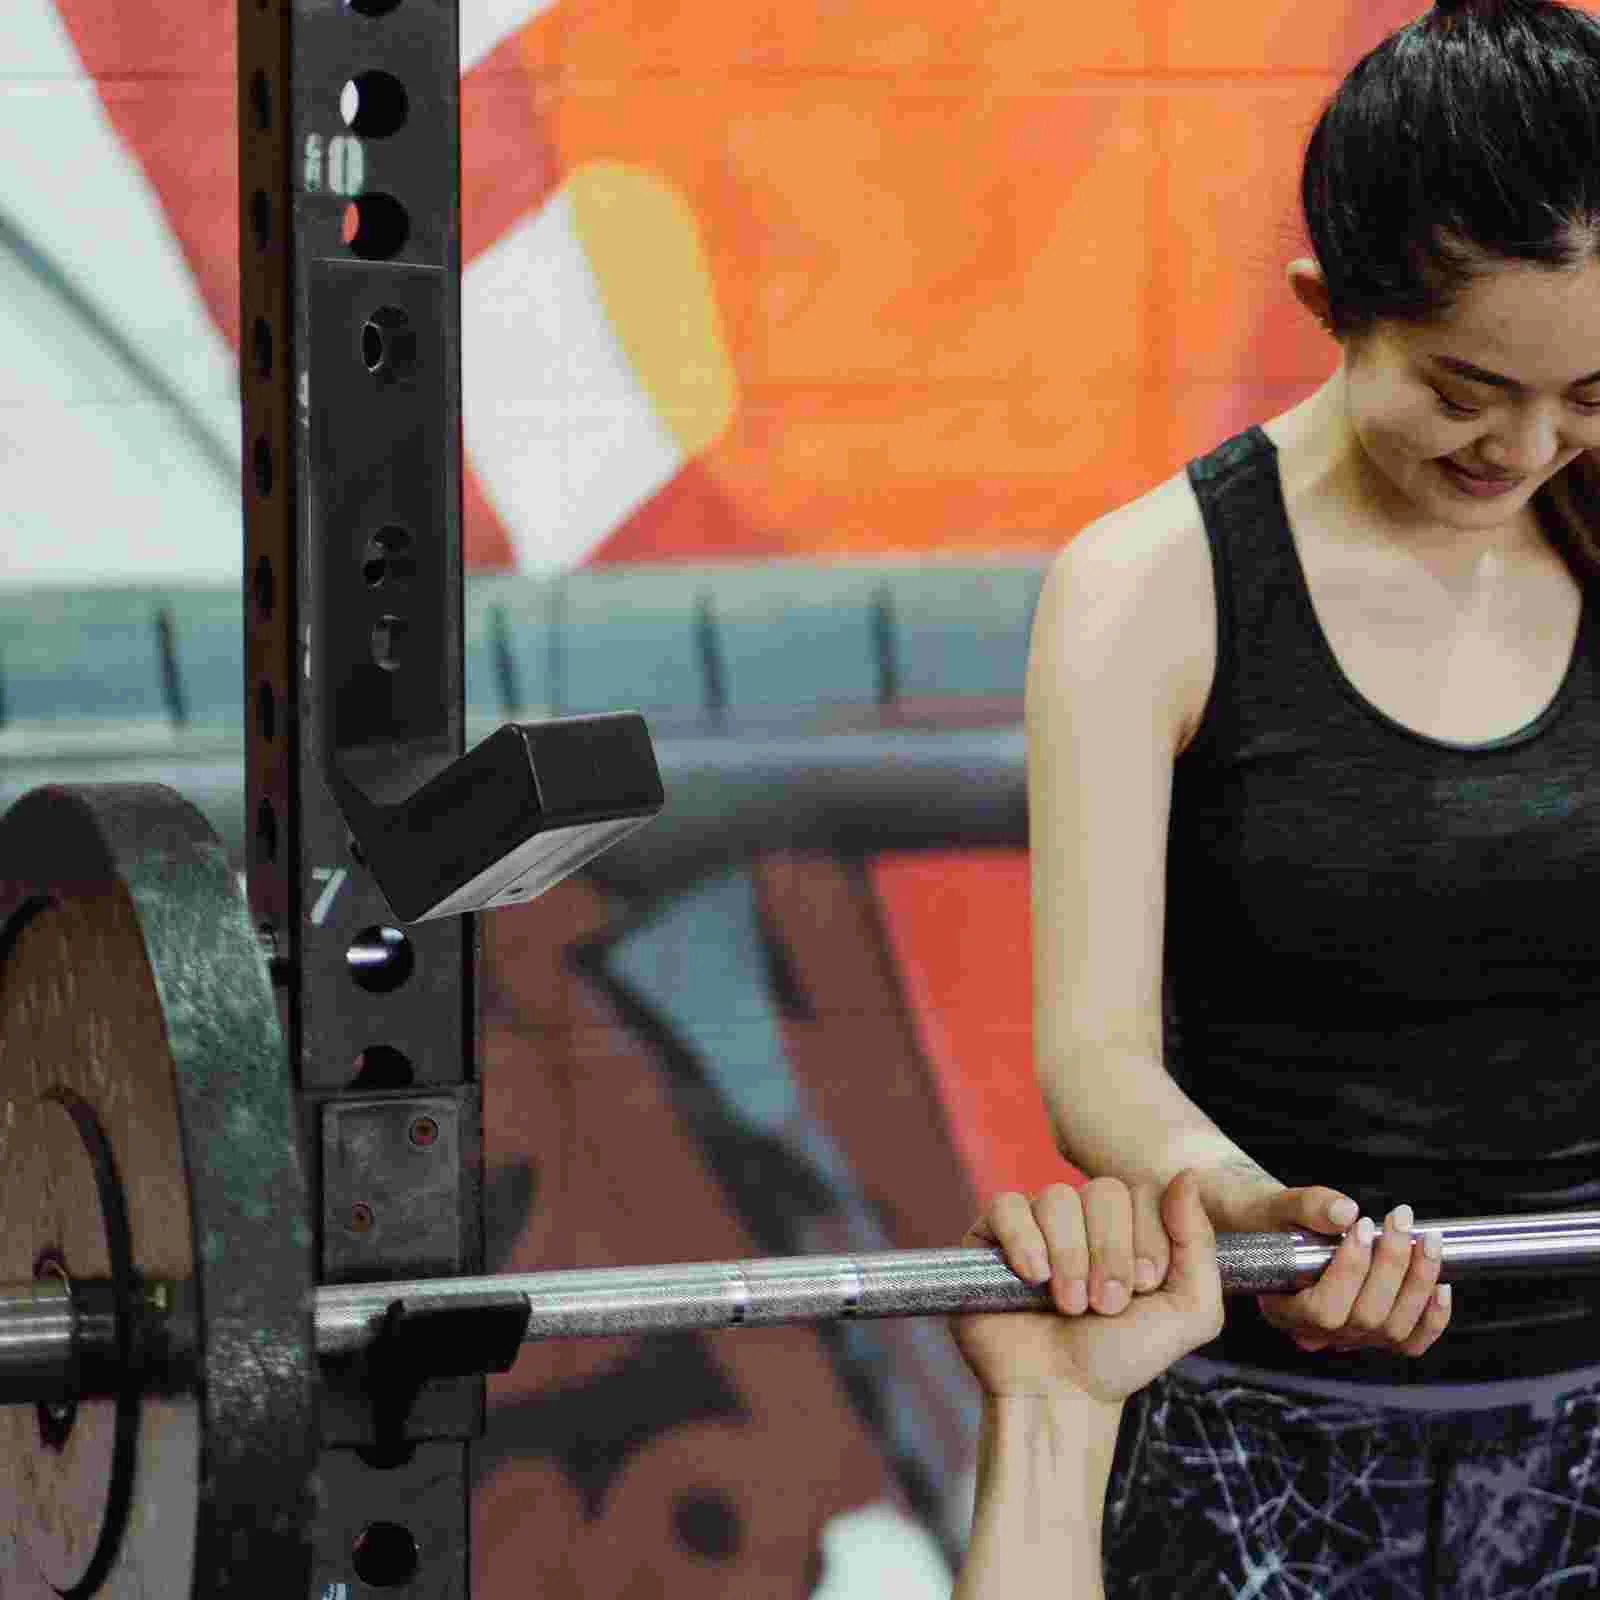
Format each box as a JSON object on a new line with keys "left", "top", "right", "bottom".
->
{"left": 1300, "top": 0, "right": 1600, "bottom": 574}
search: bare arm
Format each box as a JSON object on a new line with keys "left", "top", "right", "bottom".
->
{"left": 1026, "top": 521, "right": 1283, "bottom": 1213}
{"left": 956, "top": 517, "right": 1285, "bottom": 1600}
{"left": 954, "top": 1391, "right": 1122, "bottom": 1600}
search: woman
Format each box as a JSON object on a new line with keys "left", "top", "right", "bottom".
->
{"left": 1000, "top": 0, "right": 1600, "bottom": 1590}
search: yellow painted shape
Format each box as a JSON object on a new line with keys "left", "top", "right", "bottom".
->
{"left": 564, "top": 159, "right": 738, "bottom": 460}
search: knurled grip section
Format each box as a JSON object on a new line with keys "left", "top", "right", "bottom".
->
{"left": 1215, "top": 1231, "right": 1322, "bottom": 1295}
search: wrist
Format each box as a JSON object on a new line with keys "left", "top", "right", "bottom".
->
{"left": 959, "top": 1385, "right": 1122, "bottom": 1599}
{"left": 982, "top": 1383, "right": 1125, "bottom": 1424}
{"left": 981, "top": 1384, "right": 1124, "bottom": 1523}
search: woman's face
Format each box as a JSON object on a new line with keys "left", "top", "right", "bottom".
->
{"left": 1336, "top": 254, "right": 1600, "bottom": 541}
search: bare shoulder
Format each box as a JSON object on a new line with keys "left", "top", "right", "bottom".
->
{"left": 1045, "top": 469, "right": 1216, "bottom": 755}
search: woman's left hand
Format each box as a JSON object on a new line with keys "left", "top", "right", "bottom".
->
{"left": 950, "top": 1169, "right": 1225, "bottom": 1407}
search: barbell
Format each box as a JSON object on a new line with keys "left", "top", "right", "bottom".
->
{"left": 5, "top": 780, "right": 1600, "bottom": 1596}
{"left": 5, "top": 1210, "right": 1600, "bottom": 1393}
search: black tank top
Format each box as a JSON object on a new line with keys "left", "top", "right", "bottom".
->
{"left": 1168, "top": 424, "right": 1600, "bottom": 1383}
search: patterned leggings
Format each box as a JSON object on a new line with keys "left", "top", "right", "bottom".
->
{"left": 1102, "top": 1355, "right": 1600, "bottom": 1599}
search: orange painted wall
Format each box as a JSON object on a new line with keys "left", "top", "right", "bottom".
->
{"left": 46, "top": 0, "right": 1458, "bottom": 570}
{"left": 39, "top": 0, "right": 1494, "bottom": 1209}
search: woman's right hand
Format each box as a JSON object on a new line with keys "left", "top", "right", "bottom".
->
{"left": 1214, "top": 1181, "right": 1453, "bottom": 1358}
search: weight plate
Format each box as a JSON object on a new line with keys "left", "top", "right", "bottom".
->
{"left": 0, "top": 784, "right": 318, "bottom": 1597}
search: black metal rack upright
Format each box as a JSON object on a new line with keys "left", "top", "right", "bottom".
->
{"left": 239, "top": 5, "right": 481, "bottom": 1592}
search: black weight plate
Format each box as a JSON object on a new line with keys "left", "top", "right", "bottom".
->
{"left": 0, "top": 784, "right": 318, "bottom": 1597}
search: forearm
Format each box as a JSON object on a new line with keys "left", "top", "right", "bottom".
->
{"left": 1041, "top": 1046, "right": 1283, "bottom": 1207}
{"left": 954, "top": 1389, "right": 1123, "bottom": 1600}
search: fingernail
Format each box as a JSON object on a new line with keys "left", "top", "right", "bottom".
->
{"left": 1356, "top": 1216, "right": 1377, "bottom": 1247}
{"left": 1329, "top": 1198, "right": 1359, "bottom": 1227}
{"left": 1067, "top": 1279, "right": 1089, "bottom": 1315}
{"left": 1423, "top": 1229, "right": 1443, "bottom": 1261}
{"left": 1101, "top": 1280, "right": 1126, "bottom": 1312}
{"left": 1390, "top": 1204, "right": 1414, "bottom": 1234}
{"left": 1134, "top": 1258, "right": 1158, "bottom": 1292}
{"left": 1030, "top": 1253, "right": 1052, "bottom": 1283}
{"left": 1438, "top": 1284, "right": 1453, "bottom": 1310}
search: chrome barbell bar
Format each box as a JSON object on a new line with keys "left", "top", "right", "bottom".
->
{"left": 5, "top": 1207, "right": 1600, "bottom": 1404}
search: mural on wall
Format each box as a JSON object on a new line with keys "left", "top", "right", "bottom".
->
{"left": 1, "top": 0, "right": 1447, "bottom": 1591}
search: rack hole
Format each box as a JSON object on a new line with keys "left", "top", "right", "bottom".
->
{"left": 252, "top": 316, "right": 272, "bottom": 379}
{"left": 352, "top": 1521, "right": 419, "bottom": 1587}
{"left": 254, "top": 557, "right": 274, "bottom": 620}
{"left": 340, "top": 72, "right": 408, "bottom": 138}
{"left": 345, "top": 0, "right": 403, "bottom": 13}
{"left": 256, "top": 680, "right": 275, "bottom": 741}
{"left": 253, "top": 437, "right": 273, "bottom": 497}
{"left": 347, "top": 928, "right": 414, "bottom": 994}
{"left": 363, "top": 527, "right": 415, "bottom": 588}
{"left": 256, "top": 798, "right": 278, "bottom": 863}
{"left": 370, "top": 614, "right": 408, "bottom": 671}
{"left": 360, "top": 306, "right": 417, "bottom": 385}
{"left": 341, "top": 194, "right": 409, "bottom": 260}
{"left": 351, "top": 1045, "right": 414, "bottom": 1089}
{"left": 249, "top": 70, "right": 271, "bottom": 132}
{"left": 251, "top": 189, "right": 270, "bottom": 250}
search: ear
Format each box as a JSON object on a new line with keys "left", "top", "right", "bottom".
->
{"left": 1285, "top": 258, "right": 1332, "bottom": 325}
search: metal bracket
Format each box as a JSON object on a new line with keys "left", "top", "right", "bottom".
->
{"left": 305, "top": 259, "right": 663, "bottom": 925}
{"left": 358, "top": 1294, "right": 532, "bottom": 1466}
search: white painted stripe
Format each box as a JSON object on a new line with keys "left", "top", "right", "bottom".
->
{"left": 2, "top": 1, "right": 241, "bottom": 453}
{"left": 810, "top": 1501, "right": 955, "bottom": 1598}
{"left": 462, "top": 190, "right": 683, "bottom": 574}
{"left": 0, "top": 0, "right": 242, "bottom": 585}
{"left": 0, "top": 243, "right": 242, "bottom": 587}
{"left": 461, "top": 0, "right": 557, "bottom": 74}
